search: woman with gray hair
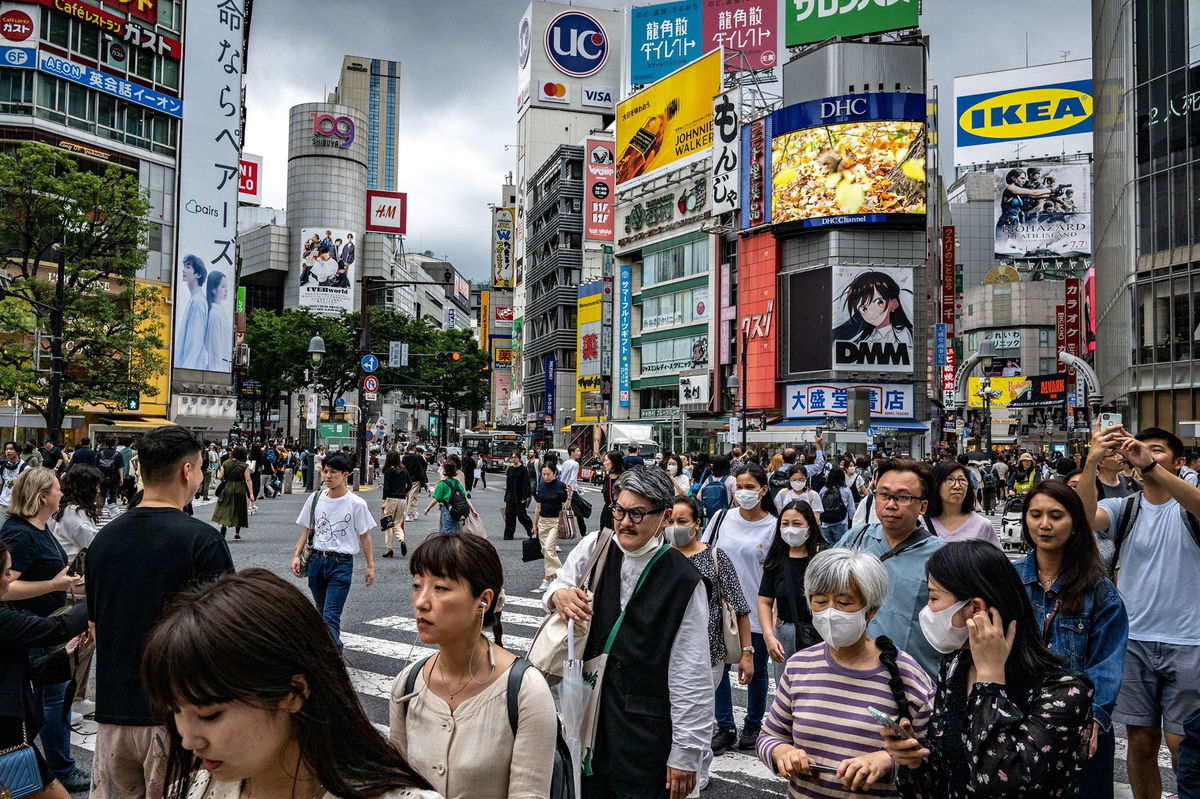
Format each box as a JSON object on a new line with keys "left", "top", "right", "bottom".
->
{"left": 756, "top": 549, "right": 936, "bottom": 797}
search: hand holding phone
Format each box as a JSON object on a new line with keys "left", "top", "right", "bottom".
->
{"left": 868, "top": 706, "right": 915, "bottom": 740}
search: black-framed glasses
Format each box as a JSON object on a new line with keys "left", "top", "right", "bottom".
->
{"left": 611, "top": 503, "right": 660, "bottom": 524}
{"left": 873, "top": 489, "right": 922, "bottom": 506}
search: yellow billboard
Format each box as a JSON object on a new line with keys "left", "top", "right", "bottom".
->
{"left": 615, "top": 48, "right": 721, "bottom": 187}
{"left": 576, "top": 284, "right": 604, "bottom": 424}
{"left": 967, "top": 376, "right": 1030, "bottom": 408}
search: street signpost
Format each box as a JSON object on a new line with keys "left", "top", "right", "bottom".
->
{"left": 388, "top": 341, "right": 410, "bottom": 368}
{"left": 360, "top": 354, "right": 379, "bottom": 373}
{"left": 363, "top": 375, "right": 379, "bottom": 393}
{"left": 335, "top": 397, "right": 346, "bottom": 408}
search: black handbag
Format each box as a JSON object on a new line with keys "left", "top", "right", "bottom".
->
{"left": 571, "top": 492, "right": 593, "bottom": 519}
{"left": 522, "top": 534, "right": 543, "bottom": 562}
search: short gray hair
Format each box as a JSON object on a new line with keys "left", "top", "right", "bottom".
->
{"left": 614, "top": 466, "right": 675, "bottom": 510}
{"left": 804, "top": 549, "right": 889, "bottom": 612}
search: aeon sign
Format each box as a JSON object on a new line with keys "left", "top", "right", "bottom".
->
{"left": 545, "top": 11, "right": 608, "bottom": 77}
{"left": 310, "top": 112, "right": 355, "bottom": 149}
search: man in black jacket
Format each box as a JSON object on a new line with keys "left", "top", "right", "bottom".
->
{"left": 463, "top": 451, "right": 478, "bottom": 496}
{"left": 503, "top": 451, "right": 533, "bottom": 539}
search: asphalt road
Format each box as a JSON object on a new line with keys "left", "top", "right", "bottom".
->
{"left": 66, "top": 477, "right": 1169, "bottom": 797}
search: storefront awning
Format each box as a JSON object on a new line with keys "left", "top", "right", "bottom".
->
{"left": 89, "top": 416, "right": 173, "bottom": 432}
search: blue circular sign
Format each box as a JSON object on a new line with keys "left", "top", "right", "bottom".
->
{"left": 335, "top": 398, "right": 346, "bottom": 408}
{"left": 544, "top": 11, "right": 608, "bottom": 78}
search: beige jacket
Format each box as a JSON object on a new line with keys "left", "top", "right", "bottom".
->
{"left": 182, "top": 771, "right": 442, "bottom": 799}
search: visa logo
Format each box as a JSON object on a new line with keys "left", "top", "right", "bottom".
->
{"left": 584, "top": 87, "right": 612, "bottom": 105}
{"left": 957, "top": 80, "right": 1093, "bottom": 144}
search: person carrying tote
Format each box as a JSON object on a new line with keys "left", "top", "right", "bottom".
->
{"left": 532, "top": 463, "right": 569, "bottom": 593}
{"left": 423, "top": 455, "right": 478, "bottom": 535}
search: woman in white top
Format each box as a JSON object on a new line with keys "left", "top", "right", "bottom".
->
{"left": 662, "top": 453, "right": 690, "bottom": 495}
{"left": 390, "top": 534, "right": 557, "bottom": 799}
{"left": 141, "top": 569, "right": 440, "bottom": 799}
{"left": 772, "top": 463, "right": 824, "bottom": 515}
{"left": 925, "top": 460, "right": 1003, "bottom": 548}
{"left": 49, "top": 464, "right": 105, "bottom": 560}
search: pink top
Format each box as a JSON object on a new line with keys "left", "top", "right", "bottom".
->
{"left": 931, "top": 512, "right": 1003, "bottom": 548}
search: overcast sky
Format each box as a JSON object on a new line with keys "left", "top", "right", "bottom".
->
{"left": 242, "top": 0, "right": 1092, "bottom": 282}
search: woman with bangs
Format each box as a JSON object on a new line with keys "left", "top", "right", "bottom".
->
{"left": 140, "top": 568, "right": 439, "bottom": 799}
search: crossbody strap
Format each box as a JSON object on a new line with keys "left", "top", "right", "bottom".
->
{"left": 705, "top": 508, "right": 729, "bottom": 547}
{"left": 505, "top": 659, "right": 530, "bottom": 735}
{"left": 602, "top": 544, "right": 672, "bottom": 654}
{"left": 878, "top": 528, "right": 931, "bottom": 563}
{"left": 307, "top": 490, "right": 323, "bottom": 542}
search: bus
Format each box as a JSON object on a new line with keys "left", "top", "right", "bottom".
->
{"left": 461, "top": 430, "right": 523, "bottom": 471}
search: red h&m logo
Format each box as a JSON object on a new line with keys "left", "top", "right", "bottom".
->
{"left": 365, "top": 190, "right": 408, "bottom": 235}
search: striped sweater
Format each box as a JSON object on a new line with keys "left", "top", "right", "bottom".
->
{"left": 756, "top": 643, "right": 936, "bottom": 798}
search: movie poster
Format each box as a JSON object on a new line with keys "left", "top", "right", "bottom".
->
{"left": 298, "top": 227, "right": 356, "bottom": 315}
{"left": 994, "top": 163, "right": 1091, "bottom": 258}
{"left": 831, "top": 265, "right": 915, "bottom": 374}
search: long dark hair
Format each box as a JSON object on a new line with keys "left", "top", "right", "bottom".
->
{"left": 763, "top": 500, "right": 827, "bottom": 570}
{"left": 1020, "top": 481, "right": 1105, "bottom": 614}
{"left": 384, "top": 451, "right": 402, "bottom": 471}
{"left": 927, "top": 461, "right": 973, "bottom": 517}
{"left": 142, "top": 569, "right": 433, "bottom": 798}
{"left": 56, "top": 464, "right": 105, "bottom": 524}
{"left": 823, "top": 467, "right": 846, "bottom": 490}
{"left": 926, "top": 541, "right": 1065, "bottom": 702}
{"left": 875, "top": 636, "right": 913, "bottom": 723}
{"left": 735, "top": 461, "right": 778, "bottom": 517}
{"left": 832, "top": 270, "right": 914, "bottom": 341}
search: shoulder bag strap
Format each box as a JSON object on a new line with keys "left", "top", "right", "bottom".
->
{"left": 878, "top": 528, "right": 932, "bottom": 563}
{"left": 307, "top": 490, "right": 323, "bottom": 542}
{"left": 505, "top": 659, "right": 530, "bottom": 736}
{"left": 1111, "top": 493, "right": 1141, "bottom": 571}
{"left": 582, "top": 527, "right": 615, "bottom": 593}
{"left": 601, "top": 544, "right": 672, "bottom": 655}
{"left": 705, "top": 508, "right": 729, "bottom": 547}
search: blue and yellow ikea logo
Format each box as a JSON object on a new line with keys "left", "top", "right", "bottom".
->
{"left": 956, "top": 79, "right": 1093, "bottom": 147}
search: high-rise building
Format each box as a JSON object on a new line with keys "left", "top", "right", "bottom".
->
{"left": 329, "top": 55, "right": 401, "bottom": 191}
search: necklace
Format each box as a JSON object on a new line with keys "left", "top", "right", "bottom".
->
{"left": 435, "top": 636, "right": 493, "bottom": 702}
{"left": 1036, "top": 566, "right": 1060, "bottom": 590}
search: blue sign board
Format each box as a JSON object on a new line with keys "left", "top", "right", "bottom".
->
{"left": 38, "top": 52, "right": 182, "bottom": 118}
{"left": 618, "top": 264, "right": 632, "bottom": 407}
{"left": 360, "top": 354, "right": 379, "bottom": 373}
{"left": 364, "top": 430, "right": 373, "bottom": 442}
{"left": 629, "top": 1, "right": 702, "bottom": 84}
{"left": 545, "top": 10, "right": 611, "bottom": 78}
{"left": 934, "top": 323, "right": 947, "bottom": 367}
{"left": 0, "top": 46, "right": 35, "bottom": 69}
{"left": 335, "top": 397, "right": 346, "bottom": 408}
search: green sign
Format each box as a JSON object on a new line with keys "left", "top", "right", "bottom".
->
{"left": 319, "top": 422, "right": 349, "bottom": 437}
{"left": 785, "top": 0, "right": 919, "bottom": 47}
{"left": 236, "top": 286, "right": 246, "bottom": 314}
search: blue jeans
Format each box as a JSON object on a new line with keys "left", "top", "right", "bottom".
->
{"left": 307, "top": 552, "right": 353, "bottom": 650}
{"left": 440, "top": 506, "right": 460, "bottom": 534}
{"left": 822, "top": 522, "right": 849, "bottom": 545}
{"left": 714, "top": 631, "right": 768, "bottom": 731}
{"left": 40, "top": 677, "right": 74, "bottom": 776}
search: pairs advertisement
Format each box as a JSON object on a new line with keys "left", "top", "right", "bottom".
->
{"left": 298, "top": 228, "right": 356, "bottom": 315}
{"left": 172, "top": 0, "right": 244, "bottom": 372}
{"left": 615, "top": 48, "right": 721, "bottom": 187}
{"left": 831, "top": 265, "right": 915, "bottom": 374}
{"left": 769, "top": 93, "right": 926, "bottom": 228}
{"left": 994, "top": 163, "right": 1091, "bottom": 258}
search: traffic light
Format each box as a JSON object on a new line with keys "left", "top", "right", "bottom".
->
{"left": 126, "top": 390, "right": 140, "bottom": 411}
{"left": 443, "top": 269, "right": 452, "bottom": 284}
{"left": 434, "top": 350, "right": 461, "bottom": 362}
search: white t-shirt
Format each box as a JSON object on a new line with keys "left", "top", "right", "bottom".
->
{"left": 48, "top": 505, "right": 99, "bottom": 559}
{"left": 295, "top": 490, "right": 375, "bottom": 555}
{"left": 1099, "top": 495, "right": 1200, "bottom": 645}
{"left": 0, "top": 458, "right": 27, "bottom": 507}
{"left": 703, "top": 508, "right": 777, "bottom": 633}
{"left": 774, "top": 486, "right": 823, "bottom": 513}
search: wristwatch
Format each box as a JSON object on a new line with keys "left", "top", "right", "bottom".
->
{"left": 742, "top": 646, "right": 755, "bottom": 654}
{"left": 1143, "top": 460, "right": 1158, "bottom": 473}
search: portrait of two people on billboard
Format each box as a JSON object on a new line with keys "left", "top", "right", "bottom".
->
{"left": 176, "top": 253, "right": 233, "bottom": 371}
{"left": 299, "top": 229, "right": 355, "bottom": 289}
{"left": 831, "top": 265, "right": 915, "bottom": 373}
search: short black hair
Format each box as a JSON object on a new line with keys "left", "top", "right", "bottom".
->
{"left": 137, "top": 426, "right": 204, "bottom": 485}
{"left": 324, "top": 453, "right": 354, "bottom": 473}
{"left": 1136, "top": 426, "right": 1185, "bottom": 461}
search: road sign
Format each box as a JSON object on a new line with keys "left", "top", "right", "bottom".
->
{"left": 866, "top": 426, "right": 875, "bottom": 437}
{"left": 363, "top": 375, "right": 379, "bottom": 392}
{"left": 335, "top": 397, "right": 346, "bottom": 408}
{"left": 363, "top": 391, "right": 378, "bottom": 401}
{"left": 389, "top": 341, "right": 407, "bottom": 368}
{"left": 360, "top": 354, "right": 379, "bottom": 373}
{"left": 364, "top": 430, "right": 374, "bottom": 442}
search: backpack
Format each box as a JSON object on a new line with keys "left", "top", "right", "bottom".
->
{"left": 1109, "top": 493, "right": 1200, "bottom": 578}
{"left": 699, "top": 475, "right": 730, "bottom": 524}
{"left": 767, "top": 467, "right": 791, "bottom": 495}
{"left": 98, "top": 448, "right": 117, "bottom": 470}
{"left": 819, "top": 486, "right": 846, "bottom": 524}
{"left": 403, "top": 658, "right": 575, "bottom": 799}
{"left": 266, "top": 449, "right": 277, "bottom": 463}
{"left": 442, "top": 479, "right": 471, "bottom": 521}
{"left": 982, "top": 468, "right": 997, "bottom": 489}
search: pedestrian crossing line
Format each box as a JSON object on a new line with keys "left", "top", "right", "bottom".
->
{"left": 498, "top": 595, "right": 547, "bottom": 610}
{"left": 364, "top": 616, "right": 535, "bottom": 650}
{"left": 342, "top": 631, "right": 437, "bottom": 662}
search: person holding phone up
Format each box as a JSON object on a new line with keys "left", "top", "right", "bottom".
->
{"left": 881, "top": 541, "right": 1094, "bottom": 798}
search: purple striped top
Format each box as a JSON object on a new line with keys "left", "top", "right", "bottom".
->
{"left": 756, "top": 643, "right": 936, "bottom": 798}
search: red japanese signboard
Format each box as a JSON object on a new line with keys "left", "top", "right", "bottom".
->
{"left": 1064, "top": 277, "right": 1081, "bottom": 357}
{"left": 100, "top": 0, "right": 155, "bottom": 24}
{"left": 583, "top": 138, "right": 614, "bottom": 241}
{"left": 941, "top": 226, "right": 955, "bottom": 333}
{"left": 33, "top": 0, "right": 180, "bottom": 58}
{"left": 1055, "top": 305, "right": 1066, "bottom": 354}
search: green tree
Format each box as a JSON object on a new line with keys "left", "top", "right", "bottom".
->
{"left": 0, "top": 142, "right": 163, "bottom": 438}
{"left": 243, "top": 308, "right": 317, "bottom": 435}
{"left": 411, "top": 326, "right": 489, "bottom": 442}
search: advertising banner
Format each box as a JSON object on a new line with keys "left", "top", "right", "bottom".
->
{"left": 238, "top": 154, "right": 262, "bottom": 205}
{"left": 576, "top": 281, "right": 603, "bottom": 423}
{"left": 1065, "top": 277, "right": 1081, "bottom": 357}
{"left": 615, "top": 48, "right": 721, "bottom": 187}
{"left": 1008, "top": 373, "right": 1070, "bottom": 407}
{"left": 1084, "top": 268, "right": 1096, "bottom": 353}
{"left": 490, "top": 335, "right": 514, "bottom": 370}
{"left": 38, "top": 52, "right": 181, "bottom": 117}
{"left": 298, "top": 228, "right": 356, "bottom": 315}
{"left": 543, "top": 353, "right": 557, "bottom": 420}
{"left": 785, "top": 0, "right": 918, "bottom": 47}
{"left": 994, "top": 163, "right": 1090, "bottom": 258}
{"left": 100, "top": 0, "right": 155, "bottom": 24}
{"left": 941, "top": 346, "right": 956, "bottom": 403}
{"left": 741, "top": 116, "right": 769, "bottom": 229}
{"left": 365, "top": 190, "right": 407, "bottom": 235}
{"left": 954, "top": 60, "right": 1093, "bottom": 167}
{"left": 1055, "top": 304, "right": 1066, "bottom": 353}
{"left": 0, "top": 2, "right": 37, "bottom": 68}
{"left": 967, "top": 376, "right": 1030, "bottom": 408}
{"left": 831, "top": 265, "right": 915, "bottom": 374}
{"left": 982, "top": 356, "right": 1022, "bottom": 378}
{"left": 785, "top": 382, "right": 915, "bottom": 419}
{"left": 630, "top": 1, "right": 702, "bottom": 85}
{"left": 480, "top": 291, "right": 490, "bottom": 350}
{"left": 26, "top": 0, "right": 179, "bottom": 59}
{"left": 679, "top": 372, "right": 710, "bottom": 407}
{"left": 740, "top": 231, "right": 778, "bottom": 408}
{"left": 769, "top": 93, "right": 926, "bottom": 228}
{"left": 618, "top": 263, "right": 632, "bottom": 406}
{"left": 712, "top": 88, "right": 741, "bottom": 214}
{"left": 172, "top": 0, "right": 242, "bottom": 372}
{"left": 584, "top": 139, "right": 615, "bottom": 241}
{"left": 491, "top": 207, "right": 515, "bottom": 287}
{"left": 941, "top": 225, "right": 955, "bottom": 332}
{"left": 704, "top": 0, "right": 778, "bottom": 72}
{"left": 934, "top": 323, "right": 947, "bottom": 367}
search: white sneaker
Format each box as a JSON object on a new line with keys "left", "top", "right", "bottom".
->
{"left": 73, "top": 699, "right": 95, "bottom": 717}
{"left": 533, "top": 580, "right": 550, "bottom": 593}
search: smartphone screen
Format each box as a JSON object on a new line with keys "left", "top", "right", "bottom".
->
{"left": 868, "top": 706, "right": 915, "bottom": 739}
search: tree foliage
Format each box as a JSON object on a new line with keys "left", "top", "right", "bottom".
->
{"left": 0, "top": 142, "right": 164, "bottom": 429}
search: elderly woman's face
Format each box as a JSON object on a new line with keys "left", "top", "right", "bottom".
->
{"left": 613, "top": 488, "right": 668, "bottom": 550}
{"left": 809, "top": 578, "right": 868, "bottom": 616}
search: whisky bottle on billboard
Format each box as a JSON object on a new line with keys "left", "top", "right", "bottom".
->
{"left": 616, "top": 98, "right": 678, "bottom": 183}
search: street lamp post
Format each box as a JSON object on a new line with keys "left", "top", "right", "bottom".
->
{"left": 726, "top": 371, "right": 743, "bottom": 454}
{"left": 974, "top": 339, "right": 1002, "bottom": 455}
{"left": 306, "top": 335, "right": 325, "bottom": 492}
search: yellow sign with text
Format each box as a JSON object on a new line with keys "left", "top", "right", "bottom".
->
{"left": 967, "top": 376, "right": 1030, "bottom": 408}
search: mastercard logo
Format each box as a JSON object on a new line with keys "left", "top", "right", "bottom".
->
{"left": 542, "top": 82, "right": 567, "bottom": 98}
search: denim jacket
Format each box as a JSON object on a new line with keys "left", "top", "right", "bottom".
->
{"left": 1014, "top": 554, "right": 1129, "bottom": 730}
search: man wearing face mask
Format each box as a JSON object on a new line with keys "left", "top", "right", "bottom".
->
{"left": 837, "top": 459, "right": 946, "bottom": 677}
{"left": 547, "top": 467, "right": 711, "bottom": 799}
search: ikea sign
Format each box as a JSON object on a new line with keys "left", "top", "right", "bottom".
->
{"left": 957, "top": 80, "right": 1093, "bottom": 147}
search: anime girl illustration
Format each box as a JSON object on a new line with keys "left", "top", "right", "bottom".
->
{"left": 832, "top": 269, "right": 915, "bottom": 354}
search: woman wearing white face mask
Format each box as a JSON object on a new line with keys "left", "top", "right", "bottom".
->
{"left": 881, "top": 541, "right": 1095, "bottom": 797}
{"left": 703, "top": 463, "right": 778, "bottom": 755}
{"left": 757, "top": 549, "right": 935, "bottom": 796}
{"left": 773, "top": 465, "right": 824, "bottom": 516}
{"left": 757, "top": 501, "right": 829, "bottom": 685}
{"left": 661, "top": 454, "right": 690, "bottom": 496}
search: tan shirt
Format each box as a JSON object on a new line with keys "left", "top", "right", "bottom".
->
{"left": 389, "top": 660, "right": 557, "bottom": 799}
{"left": 182, "top": 770, "right": 442, "bottom": 799}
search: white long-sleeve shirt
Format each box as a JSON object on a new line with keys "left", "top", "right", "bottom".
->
{"left": 544, "top": 533, "right": 712, "bottom": 774}
{"left": 559, "top": 458, "right": 579, "bottom": 490}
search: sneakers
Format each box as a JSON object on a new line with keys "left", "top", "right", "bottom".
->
{"left": 737, "top": 723, "right": 761, "bottom": 751}
{"left": 533, "top": 579, "right": 550, "bottom": 593}
{"left": 711, "top": 726, "right": 738, "bottom": 757}
{"left": 57, "top": 767, "right": 90, "bottom": 793}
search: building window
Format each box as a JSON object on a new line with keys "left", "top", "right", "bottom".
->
{"left": 1038, "top": 329, "right": 1052, "bottom": 346}
{"left": 642, "top": 239, "right": 708, "bottom": 286}
{"left": 1040, "top": 357, "right": 1057, "bottom": 374}
{"left": 0, "top": 69, "right": 32, "bottom": 111}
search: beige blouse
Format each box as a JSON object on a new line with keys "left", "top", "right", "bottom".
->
{"left": 389, "top": 660, "right": 558, "bottom": 799}
{"left": 181, "top": 770, "right": 442, "bottom": 799}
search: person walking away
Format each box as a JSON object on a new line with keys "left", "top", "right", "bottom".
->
{"left": 96, "top": 439, "right": 121, "bottom": 507}
{"left": 390, "top": 534, "right": 556, "bottom": 799}
{"left": 531, "top": 463, "right": 569, "bottom": 593}
{"left": 502, "top": 451, "right": 533, "bottom": 540}
{"left": 423, "top": 455, "right": 478, "bottom": 535}
{"left": 881, "top": 540, "right": 1094, "bottom": 796}
{"left": 462, "top": 451, "right": 477, "bottom": 496}
{"left": 381, "top": 452, "right": 411, "bottom": 558}
{"left": 402, "top": 445, "right": 428, "bottom": 521}
{"left": 624, "top": 445, "right": 645, "bottom": 469}
{"left": 703, "top": 462, "right": 777, "bottom": 754}
{"left": 599, "top": 451, "right": 624, "bottom": 532}
{"left": 758, "top": 500, "right": 829, "bottom": 686}
{"left": 1078, "top": 424, "right": 1200, "bottom": 799}
{"left": 697, "top": 454, "right": 734, "bottom": 530}
{"left": 87, "top": 425, "right": 234, "bottom": 799}
{"left": 65, "top": 437, "right": 96, "bottom": 472}
{"left": 547, "top": 466, "right": 711, "bottom": 799}
{"left": 1015, "top": 480, "right": 1128, "bottom": 798}
{"left": 817, "top": 467, "right": 855, "bottom": 545}
{"left": 979, "top": 462, "right": 998, "bottom": 513}
{"left": 667, "top": 495, "right": 753, "bottom": 793}
{"left": 290, "top": 453, "right": 376, "bottom": 651}
{"left": 926, "top": 461, "right": 1003, "bottom": 548}
{"left": 116, "top": 437, "right": 137, "bottom": 505}
{"left": 759, "top": 549, "right": 935, "bottom": 797}
{"left": 0, "top": 440, "right": 30, "bottom": 513}
{"left": 837, "top": 459, "right": 946, "bottom": 677}
{"left": 196, "top": 442, "right": 211, "bottom": 502}
{"left": 141, "top": 569, "right": 440, "bottom": 799}
{"left": 210, "top": 446, "right": 252, "bottom": 540}
{"left": 773, "top": 464, "right": 823, "bottom": 516}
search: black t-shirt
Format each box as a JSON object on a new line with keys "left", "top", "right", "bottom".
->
{"left": 86, "top": 507, "right": 233, "bottom": 725}
{"left": 537, "top": 479, "right": 569, "bottom": 517}
{"left": 401, "top": 453, "right": 427, "bottom": 481}
{"left": 0, "top": 516, "right": 68, "bottom": 617}
{"left": 758, "top": 555, "right": 814, "bottom": 625}
{"left": 41, "top": 448, "right": 63, "bottom": 469}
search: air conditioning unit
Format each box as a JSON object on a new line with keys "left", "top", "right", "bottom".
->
{"left": 1180, "top": 421, "right": 1200, "bottom": 439}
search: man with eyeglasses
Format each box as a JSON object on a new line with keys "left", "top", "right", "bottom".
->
{"left": 838, "top": 458, "right": 945, "bottom": 677}
{"left": 546, "top": 466, "right": 711, "bottom": 799}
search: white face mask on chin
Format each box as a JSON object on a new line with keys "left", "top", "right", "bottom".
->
{"left": 616, "top": 515, "right": 665, "bottom": 557}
